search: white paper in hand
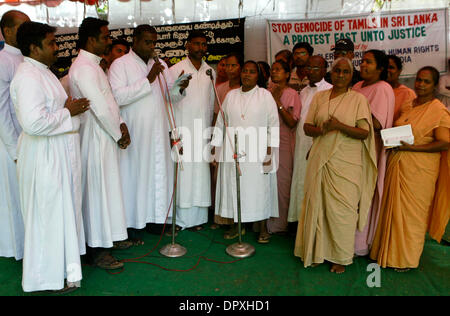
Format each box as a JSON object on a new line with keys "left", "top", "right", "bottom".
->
{"left": 380, "top": 124, "right": 414, "bottom": 148}
{"left": 174, "top": 73, "right": 192, "bottom": 87}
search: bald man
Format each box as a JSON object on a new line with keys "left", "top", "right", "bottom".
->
{"left": 0, "top": 10, "right": 30, "bottom": 261}
{"left": 288, "top": 56, "right": 332, "bottom": 231}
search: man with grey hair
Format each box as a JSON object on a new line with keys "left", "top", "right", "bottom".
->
{"left": 0, "top": 10, "right": 30, "bottom": 261}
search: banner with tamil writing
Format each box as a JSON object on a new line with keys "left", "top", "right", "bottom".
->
{"left": 54, "top": 18, "right": 245, "bottom": 73}
{"left": 267, "top": 9, "right": 448, "bottom": 77}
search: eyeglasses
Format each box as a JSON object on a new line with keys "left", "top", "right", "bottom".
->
{"left": 294, "top": 51, "right": 308, "bottom": 56}
{"left": 306, "top": 66, "right": 323, "bottom": 71}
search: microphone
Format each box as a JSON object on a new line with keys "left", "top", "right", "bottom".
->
{"left": 206, "top": 69, "right": 213, "bottom": 81}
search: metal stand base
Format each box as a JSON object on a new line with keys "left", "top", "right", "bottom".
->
{"left": 226, "top": 242, "right": 255, "bottom": 258}
{"left": 159, "top": 243, "right": 187, "bottom": 257}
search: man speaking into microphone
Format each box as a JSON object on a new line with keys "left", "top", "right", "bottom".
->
{"left": 170, "top": 30, "right": 216, "bottom": 231}
{"left": 108, "top": 25, "right": 190, "bottom": 241}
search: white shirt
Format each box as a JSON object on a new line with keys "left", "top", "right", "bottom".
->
{"left": 0, "top": 43, "right": 24, "bottom": 260}
{"left": 11, "top": 57, "right": 84, "bottom": 292}
{"left": 69, "top": 49, "right": 122, "bottom": 142}
{"left": 69, "top": 49, "right": 128, "bottom": 247}
{"left": 108, "top": 49, "right": 184, "bottom": 227}
{"left": 288, "top": 78, "right": 332, "bottom": 222}
{"left": 170, "top": 58, "right": 216, "bottom": 208}
{"left": 0, "top": 44, "right": 23, "bottom": 160}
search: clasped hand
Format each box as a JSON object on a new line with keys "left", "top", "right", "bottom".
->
{"left": 321, "top": 116, "right": 342, "bottom": 134}
{"left": 64, "top": 96, "right": 90, "bottom": 116}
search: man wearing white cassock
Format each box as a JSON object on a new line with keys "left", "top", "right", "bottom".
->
{"left": 11, "top": 21, "right": 89, "bottom": 292}
{"left": 69, "top": 18, "right": 131, "bottom": 269}
{"left": 170, "top": 31, "right": 215, "bottom": 230}
{"left": 288, "top": 56, "right": 332, "bottom": 226}
{"left": 0, "top": 10, "right": 29, "bottom": 261}
{"left": 108, "top": 25, "right": 190, "bottom": 240}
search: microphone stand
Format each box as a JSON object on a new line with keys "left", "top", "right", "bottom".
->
{"left": 206, "top": 69, "right": 254, "bottom": 259}
{"left": 155, "top": 56, "right": 186, "bottom": 258}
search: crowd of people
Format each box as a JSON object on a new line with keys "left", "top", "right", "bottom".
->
{"left": 0, "top": 9, "right": 449, "bottom": 293}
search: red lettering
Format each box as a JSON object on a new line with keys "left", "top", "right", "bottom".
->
{"left": 431, "top": 13, "right": 438, "bottom": 23}
{"left": 272, "top": 23, "right": 278, "bottom": 33}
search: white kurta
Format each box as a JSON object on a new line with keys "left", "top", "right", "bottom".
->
{"left": 11, "top": 57, "right": 85, "bottom": 292}
{"left": 288, "top": 79, "right": 332, "bottom": 222}
{"left": 170, "top": 58, "right": 215, "bottom": 228}
{"left": 108, "top": 50, "right": 184, "bottom": 227}
{"left": 69, "top": 49, "right": 128, "bottom": 247}
{"left": 211, "top": 86, "right": 280, "bottom": 222}
{"left": 0, "top": 44, "right": 24, "bottom": 260}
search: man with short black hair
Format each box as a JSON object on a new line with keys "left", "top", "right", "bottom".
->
{"left": 69, "top": 17, "right": 131, "bottom": 270}
{"left": 170, "top": 30, "right": 215, "bottom": 231}
{"left": 101, "top": 38, "right": 130, "bottom": 71}
{"left": 0, "top": 10, "right": 29, "bottom": 261}
{"left": 289, "top": 42, "right": 314, "bottom": 93}
{"left": 108, "top": 24, "right": 190, "bottom": 241}
{"left": 324, "top": 38, "right": 361, "bottom": 86}
{"left": 11, "top": 21, "right": 89, "bottom": 293}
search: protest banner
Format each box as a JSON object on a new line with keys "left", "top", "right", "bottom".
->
{"left": 267, "top": 9, "right": 448, "bottom": 76}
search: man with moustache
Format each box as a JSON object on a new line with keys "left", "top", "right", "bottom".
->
{"left": 0, "top": 10, "right": 29, "bottom": 261}
{"left": 288, "top": 56, "right": 332, "bottom": 232}
{"left": 11, "top": 21, "right": 89, "bottom": 292}
{"left": 69, "top": 17, "right": 131, "bottom": 270}
{"left": 170, "top": 30, "right": 215, "bottom": 231}
{"left": 289, "top": 42, "right": 314, "bottom": 93}
{"left": 108, "top": 24, "right": 190, "bottom": 241}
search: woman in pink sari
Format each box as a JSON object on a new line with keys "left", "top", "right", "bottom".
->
{"left": 266, "top": 60, "right": 302, "bottom": 235}
{"left": 352, "top": 50, "right": 395, "bottom": 256}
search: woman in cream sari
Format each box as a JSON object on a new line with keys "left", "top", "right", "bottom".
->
{"left": 294, "top": 58, "right": 377, "bottom": 273}
{"left": 370, "top": 67, "right": 450, "bottom": 271}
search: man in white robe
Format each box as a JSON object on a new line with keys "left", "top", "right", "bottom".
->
{"left": 108, "top": 25, "right": 189, "bottom": 240}
{"left": 11, "top": 21, "right": 89, "bottom": 292}
{"left": 0, "top": 10, "right": 29, "bottom": 261}
{"left": 288, "top": 56, "right": 332, "bottom": 226}
{"left": 170, "top": 31, "right": 215, "bottom": 230}
{"left": 69, "top": 17, "right": 131, "bottom": 269}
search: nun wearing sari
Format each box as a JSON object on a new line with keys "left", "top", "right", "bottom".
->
{"left": 370, "top": 67, "right": 450, "bottom": 270}
{"left": 294, "top": 58, "right": 377, "bottom": 273}
{"left": 352, "top": 50, "right": 395, "bottom": 256}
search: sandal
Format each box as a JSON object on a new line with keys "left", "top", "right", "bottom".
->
{"left": 129, "top": 238, "right": 144, "bottom": 246}
{"left": 113, "top": 240, "right": 133, "bottom": 250}
{"left": 94, "top": 253, "right": 124, "bottom": 270}
{"left": 49, "top": 283, "right": 78, "bottom": 294}
{"left": 210, "top": 223, "right": 220, "bottom": 230}
{"left": 224, "top": 227, "right": 246, "bottom": 240}
{"left": 189, "top": 225, "right": 204, "bottom": 232}
{"left": 257, "top": 233, "right": 271, "bottom": 244}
